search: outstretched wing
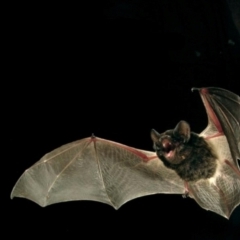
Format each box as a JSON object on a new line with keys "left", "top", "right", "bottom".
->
{"left": 190, "top": 87, "right": 240, "bottom": 218}
{"left": 11, "top": 137, "right": 184, "bottom": 208}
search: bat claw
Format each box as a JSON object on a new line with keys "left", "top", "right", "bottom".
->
{"left": 191, "top": 87, "right": 200, "bottom": 92}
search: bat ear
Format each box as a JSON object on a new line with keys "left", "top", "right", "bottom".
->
{"left": 151, "top": 129, "right": 161, "bottom": 143}
{"left": 173, "top": 121, "right": 191, "bottom": 143}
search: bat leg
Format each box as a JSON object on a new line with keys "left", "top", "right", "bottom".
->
{"left": 182, "top": 181, "right": 189, "bottom": 198}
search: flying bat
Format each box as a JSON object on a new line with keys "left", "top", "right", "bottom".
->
{"left": 11, "top": 87, "right": 240, "bottom": 219}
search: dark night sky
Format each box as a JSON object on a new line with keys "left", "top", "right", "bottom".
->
{"left": 6, "top": 0, "right": 240, "bottom": 239}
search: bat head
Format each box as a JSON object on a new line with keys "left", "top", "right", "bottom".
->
{"left": 151, "top": 121, "right": 191, "bottom": 165}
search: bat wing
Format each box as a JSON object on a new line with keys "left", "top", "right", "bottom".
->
{"left": 189, "top": 87, "right": 240, "bottom": 218}
{"left": 11, "top": 137, "right": 185, "bottom": 208}
{"left": 197, "top": 87, "right": 240, "bottom": 167}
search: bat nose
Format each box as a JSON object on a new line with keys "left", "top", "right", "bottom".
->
{"left": 160, "top": 135, "right": 171, "bottom": 141}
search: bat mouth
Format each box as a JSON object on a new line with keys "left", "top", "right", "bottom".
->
{"left": 162, "top": 140, "right": 175, "bottom": 158}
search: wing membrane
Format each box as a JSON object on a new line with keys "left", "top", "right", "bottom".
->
{"left": 11, "top": 137, "right": 185, "bottom": 208}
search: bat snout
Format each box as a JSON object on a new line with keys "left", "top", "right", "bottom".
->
{"left": 161, "top": 139, "right": 173, "bottom": 153}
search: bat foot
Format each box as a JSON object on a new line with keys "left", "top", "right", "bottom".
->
{"left": 182, "top": 191, "right": 189, "bottom": 198}
{"left": 182, "top": 181, "right": 189, "bottom": 198}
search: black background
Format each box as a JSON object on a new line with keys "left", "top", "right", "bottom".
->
{"left": 6, "top": 0, "right": 240, "bottom": 239}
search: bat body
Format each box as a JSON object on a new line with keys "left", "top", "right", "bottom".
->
{"left": 11, "top": 87, "right": 240, "bottom": 219}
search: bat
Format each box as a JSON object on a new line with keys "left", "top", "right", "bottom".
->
{"left": 11, "top": 87, "right": 240, "bottom": 219}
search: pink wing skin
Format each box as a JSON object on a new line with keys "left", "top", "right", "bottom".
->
{"left": 11, "top": 137, "right": 184, "bottom": 209}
